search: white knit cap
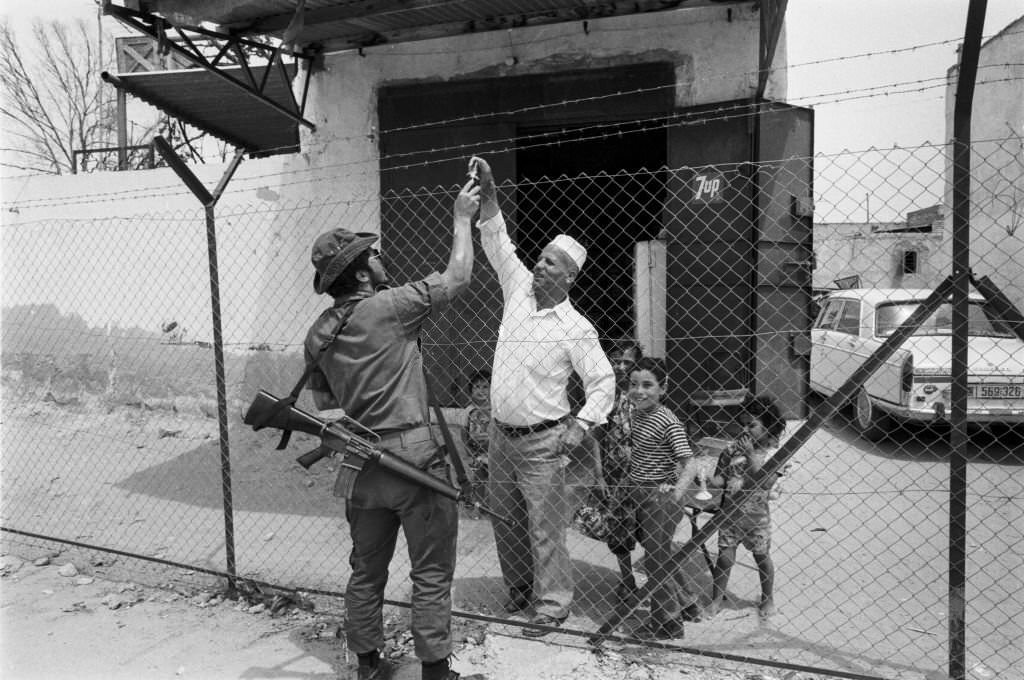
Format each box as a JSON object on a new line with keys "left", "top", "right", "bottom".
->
{"left": 550, "top": 234, "right": 587, "bottom": 271}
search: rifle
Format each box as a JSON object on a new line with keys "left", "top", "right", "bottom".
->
{"left": 243, "top": 390, "right": 514, "bottom": 526}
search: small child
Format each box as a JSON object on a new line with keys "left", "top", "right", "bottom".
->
{"left": 437, "top": 369, "right": 492, "bottom": 511}
{"left": 463, "top": 369, "right": 492, "bottom": 499}
{"left": 600, "top": 339, "right": 642, "bottom": 601}
{"left": 625, "top": 357, "right": 702, "bottom": 639}
{"left": 705, "top": 393, "right": 786, "bottom": 620}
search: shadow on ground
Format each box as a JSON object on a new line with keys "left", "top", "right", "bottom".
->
{"left": 116, "top": 425, "right": 343, "bottom": 515}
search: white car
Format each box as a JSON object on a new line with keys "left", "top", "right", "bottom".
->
{"left": 810, "top": 288, "right": 1024, "bottom": 439}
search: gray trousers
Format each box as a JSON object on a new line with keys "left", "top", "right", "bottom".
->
{"left": 344, "top": 439, "right": 457, "bottom": 663}
{"left": 487, "top": 423, "right": 574, "bottom": 619}
{"left": 630, "top": 482, "right": 700, "bottom": 625}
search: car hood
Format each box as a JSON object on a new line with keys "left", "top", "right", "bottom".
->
{"left": 899, "top": 336, "right": 1024, "bottom": 376}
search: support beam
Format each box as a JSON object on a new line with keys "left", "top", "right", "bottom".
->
{"left": 949, "top": 3, "right": 987, "bottom": 679}
{"left": 103, "top": 2, "right": 316, "bottom": 132}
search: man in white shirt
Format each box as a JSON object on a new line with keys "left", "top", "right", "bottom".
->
{"left": 471, "top": 156, "right": 615, "bottom": 637}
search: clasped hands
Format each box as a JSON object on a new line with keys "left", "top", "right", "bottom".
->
{"left": 454, "top": 156, "right": 500, "bottom": 225}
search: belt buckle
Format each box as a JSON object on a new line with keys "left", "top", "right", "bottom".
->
{"left": 500, "top": 421, "right": 524, "bottom": 437}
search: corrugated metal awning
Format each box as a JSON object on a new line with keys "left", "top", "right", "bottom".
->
{"left": 103, "top": 64, "right": 301, "bottom": 156}
{"left": 137, "top": 0, "right": 754, "bottom": 51}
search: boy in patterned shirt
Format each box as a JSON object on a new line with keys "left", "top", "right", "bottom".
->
{"left": 599, "top": 339, "right": 643, "bottom": 600}
{"left": 438, "top": 369, "right": 492, "bottom": 512}
{"left": 463, "top": 369, "right": 492, "bottom": 503}
{"left": 705, "top": 393, "right": 785, "bottom": 620}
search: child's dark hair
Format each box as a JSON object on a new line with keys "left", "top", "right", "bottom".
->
{"left": 744, "top": 393, "right": 785, "bottom": 438}
{"left": 632, "top": 356, "right": 667, "bottom": 384}
{"left": 605, "top": 337, "right": 644, "bottom": 360}
{"left": 467, "top": 368, "right": 491, "bottom": 389}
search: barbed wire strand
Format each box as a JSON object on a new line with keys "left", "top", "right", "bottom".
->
{"left": 5, "top": 74, "right": 1022, "bottom": 213}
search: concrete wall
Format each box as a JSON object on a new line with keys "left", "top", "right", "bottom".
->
{"left": 1, "top": 157, "right": 314, "bottom": 407}
{"left": 942, "top": 15, "right": 1024, "bottom": 309}
{"left": 2, "top": 156, "right": 294, "bottom": 346}
{"left": 813, "top": 222, "right": 945, "bottom": 291}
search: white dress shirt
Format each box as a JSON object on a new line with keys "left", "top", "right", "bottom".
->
{"left": 478, "top": 212, "right": 615, "bottom": 427}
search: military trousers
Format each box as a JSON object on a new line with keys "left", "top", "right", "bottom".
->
{"left": 344, "top": 439, "right": 458, "bottom": 663}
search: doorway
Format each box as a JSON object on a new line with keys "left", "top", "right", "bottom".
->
{"left": 514, "top": 122, "right": 667, "bottom": 342}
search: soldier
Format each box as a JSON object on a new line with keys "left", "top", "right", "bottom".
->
{"left": 305, "top": 163, "right": 481, "bottom": 680}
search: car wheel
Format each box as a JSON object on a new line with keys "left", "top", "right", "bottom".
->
{"left": 854, "top": 387, "right": 890, "bottom": 441}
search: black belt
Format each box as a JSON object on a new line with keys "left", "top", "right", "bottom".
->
{"left": 495, "top": 418, "right": 564, "bottom": 438}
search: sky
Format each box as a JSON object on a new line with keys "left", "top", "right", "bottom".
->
{"left": 785, "top": 0, "right": 1023, "bottom": 154}
{"left": 2, "top": 0, "right": 1022, "bottom": 157}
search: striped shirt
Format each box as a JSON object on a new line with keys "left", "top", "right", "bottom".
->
{"left": 628, "top": 404, "right": 693, "bottom": 483}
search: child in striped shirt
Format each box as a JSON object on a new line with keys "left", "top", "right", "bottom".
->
{"left": 626, "top": 357, "right": 702, "bottom": 639}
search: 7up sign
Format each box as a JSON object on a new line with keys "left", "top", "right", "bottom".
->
{"left": 692, "top": 172, "right": 726, "bottom": 203}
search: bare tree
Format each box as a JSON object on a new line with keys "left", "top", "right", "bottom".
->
{"left": 0, "top": 17, "right": 218, "bottom": 175}
{"left": 1, "top": 18, "right": 118, "bottom": 174}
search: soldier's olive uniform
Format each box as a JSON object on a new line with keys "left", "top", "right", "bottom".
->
{"left": 305, "top": 272, "right": 456, "bottom": 663}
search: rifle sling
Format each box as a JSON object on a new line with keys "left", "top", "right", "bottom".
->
{"left": 427, "top": 385, "right": 472, "bottom": 493}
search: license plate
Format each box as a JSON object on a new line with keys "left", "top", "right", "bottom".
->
{"left": 969, "top": 384, "right": 1023, "bottom": 399}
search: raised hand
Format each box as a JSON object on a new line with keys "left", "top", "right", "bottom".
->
{"left": 454, "top": 177, "right": 481, "bottom": 222}
{"left": 468, "top": 156, "right": 499, "bottom": 222}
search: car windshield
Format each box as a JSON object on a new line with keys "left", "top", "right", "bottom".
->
{"left": 875, "top": 301, "right": 1015, "bottom": 338}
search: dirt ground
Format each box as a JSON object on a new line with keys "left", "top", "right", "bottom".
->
{"left": 0, "top": 547, "right": 797, "bottom": 680}
{"left": 2, "top": 398, "right": 1021, "bottom": 680}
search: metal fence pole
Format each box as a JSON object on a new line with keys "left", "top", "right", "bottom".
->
{"left": 153, "top": 135, "right": 245, "bottom": 597}
{"left": 950, "top": 2, "right": 987, "bottom": 679}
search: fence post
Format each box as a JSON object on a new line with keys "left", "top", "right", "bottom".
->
{"left": 152, "top": 135, "right": 245, "bottom": 597}
{"left": 950, "top": 2, "right": 987, "bottom": 679}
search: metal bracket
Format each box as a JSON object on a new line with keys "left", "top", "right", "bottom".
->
{"left": 102, "top": 1, "right": 317, "bottom": 132}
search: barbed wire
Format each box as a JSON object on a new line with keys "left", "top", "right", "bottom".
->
{"left": 0, "top": 30, "right": 1014, "bottom": 188}
{"left": 4, "top": 64, "right": 1021, "bottom": 211}
{"left": 267, "top": 54, "right": 1021, "bottom": 149}
{"left": 195, "top": 70, "right": 1021, "bottom": 179}
{"left": 2, "top": 130, "right": 1018, "bottom": 222}
{"left": 0, "top": 318, "right": 826, "bottom": 346}
{"left": 305, "top": 22, "right": 1024, "bottom": 144}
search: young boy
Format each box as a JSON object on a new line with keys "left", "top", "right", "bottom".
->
{"left": 436, "top": 369, "right": 492, "bottom": 511}
{"left": 463, "top": 369, "right": 492, "bottom": 500}
{"left": 626, "top": 357, "right": 702, "bottom": 639}
{"left": 705, "top": 393, "right": 786, "bottom": 620}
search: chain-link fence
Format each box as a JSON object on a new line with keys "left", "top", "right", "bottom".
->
{"left": 2, "top": 137, "right": 1022, "bottom": 680}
